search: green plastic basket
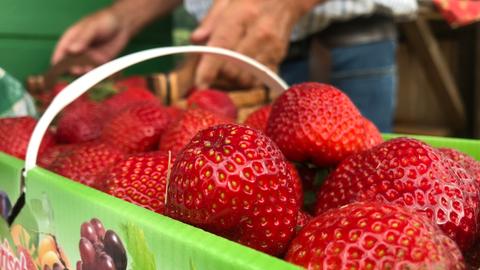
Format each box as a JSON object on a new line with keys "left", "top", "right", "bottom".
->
{"left": 0, "top": 47, "right": 478, "bottom": 270}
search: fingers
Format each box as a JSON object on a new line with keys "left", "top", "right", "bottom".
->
{"left": 51, "top": 25, "right": 84, "bottom": 64}
{"left": 193, "top": 0, "right": 293, "bottom": 89}
{"left": 194, "top": 19, "right": 245, "bottom": 89}
{"left": 69, "top": 65, "right": 94, "bottom": 75}
{"left": 51, "top": 19, "right": 100, "bottom": 65}
{"left": 190, "top": 0, "right": 230, "bottom": 44}
{"left": 52, "top": 9, "right": 120, "bottom": 66}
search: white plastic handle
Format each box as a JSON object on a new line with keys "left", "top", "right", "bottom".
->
{"left": 24, "top": 45, "right": 288, "bottom": 173}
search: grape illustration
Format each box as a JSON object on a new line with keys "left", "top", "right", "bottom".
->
{"left": 77, "top": 218, "right": 127, "bottom": 270}
{"left": 0, "top": 191, "right": 11, "bottom": 220}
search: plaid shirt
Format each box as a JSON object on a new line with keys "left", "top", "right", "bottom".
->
{"left": 184, "top": 0, "right": 418, "bottom": 41}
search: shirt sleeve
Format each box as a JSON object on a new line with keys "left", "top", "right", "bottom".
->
{"left": 291, "top": 0, "right": 418, "bottom": 41}
{"left": 183, "top": 0, "right": 418, "bottom": 42}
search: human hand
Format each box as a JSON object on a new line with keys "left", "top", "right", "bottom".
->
{"left": 190, "top": 0, "right": 316, "bottom": 89}
{"left": 51, "top": 8, "right": 131, "bottom": 74}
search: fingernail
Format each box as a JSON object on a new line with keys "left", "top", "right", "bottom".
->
{"left": 69, "top": 43, "right": 82, "bottom": 52}
{"left": 71, "top": 66, "right": 82, "bottom": 75}
{"left": 192, "top": 28, "right": 206, "bottom": 40}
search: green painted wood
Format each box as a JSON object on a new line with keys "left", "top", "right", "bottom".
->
{"left": 0, "top": 0, "right": 172, "bottom": 41}
{"left": 0, "top": 1, "right": 113, "bottom": 37}
{"left": 0, "top": 38, "right": 56, "bottom": 83}
{"left": 0, "top": 37, "right": 173, "bottom": 82}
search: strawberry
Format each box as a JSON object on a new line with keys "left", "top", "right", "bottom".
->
{"left": 266, "top": 83, "right": 369, "bottom": 167}
{"left": 465, "top": 241, "right": 480, "bottom": 270}
{"left": 187, "top": 89, "right": 238, "bottom": 120}
{"left": 102, "top": 87, "right": 157, "bottom": 116}
{"left": 102, "top": 151, "right": 172, "bottom": 213}
{"left": 48, "top": 141, "right": 125, "bottom": 188}
{"left": 56, "top": 99, "right": 107, "bottom": 143}
{"left": 164, "top": 106, "right": 183, "bottom": 121}
{"left": 38, "top": 144, "right": 75, "bottom": 168}
{"left": 165, "top": 124, "right": 300, "bottom": 256}
{"left": 287, "top": 162, "right": 303, "bottom": 205}
{"left": 101, "top": 102, "right": 172, "bottom": 153}
{"left": 115, "top": 76, "right": 149, "bottom": 90}
{"left": 314, "top": 137, "right": 480, "bottom": 251}
{"left": 52, "top": 81, "right": 69, "bottom": 97}
{"left": 363, "top": 117, "right": 383, "bottom": 148}
{"left": 296, "top": 210, "right": 312, "bottom": 232}
{"left": 0, "top": 117, "right": 55, "bottom": 160}
{"left": 439, "top": 148, "right": 480, "bottom": 185}
{"left": 158, "top": 108, "right": 230, "bottom": 155}
{"left": 243, "top": 105, "right": 272, "bottom": 133}
{"left": 286, "top": 201, "right": 465, "bottom": 270}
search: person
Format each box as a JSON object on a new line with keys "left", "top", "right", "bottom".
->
{"left": 51, "top": 0, "right": 417, "bottom": 132}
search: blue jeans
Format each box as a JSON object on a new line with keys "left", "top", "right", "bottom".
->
{"left": 280, "top": 39, "right": 397, "bottom": 132}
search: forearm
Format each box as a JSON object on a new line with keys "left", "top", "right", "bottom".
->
{"left": 110, "top": 0, "right": 182, "bottom": 36}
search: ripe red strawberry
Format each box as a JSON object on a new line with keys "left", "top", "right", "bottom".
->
{"left": 158, "top": 108, "right": 230, "bottom": 155}
{"left": 56, "top": 99, "right": 107, "bottom": 143}
{"left": 296, "top": 210, "right": 312, "bottom": 232}
{"left": 52, "top": 81, "right": 69, "bottom": 97}
{"left": 288, "top": 162, "right": 303, "bottom": 205}
{"left": 187, "top": 89, "right": 238, "bottom": 120}
{"left": 164, "top": 106, "right": 183, "bottom": 121}
{"left": 101, "top": 102, "right": 172, "bottom": 153}
{"left": 439, "top": 148, "right": 480, "bottom": 185}
{"left": 266, "top": 83, "right": 369, "bottom": 167}
{"left": 102, "top": 152, "right": 172, "bottom": 213}
{"left": 48, "top": 141, "right": 125, "bottom": 188}
{"left": 165, "top": 124, "right": 300, "bottom": 256}
{"left": 363, "top": 117, "right": 383, "bottom": 148}
{"left": 243, "top": 105, "right": 272, "bottom": 133}
{"left": 465, "top": 241, "right": 480, "bottom": 270}
{"left": 115, "top": 76, "right": 149, "bottom": 90}
{"left": 0, "top": 117, "right": 55, "bottom": 159}
{"left": 38, "top": 144, "right": 75, "bottom": 168}
{"left": 286, "top": 201, "right": 465, "bottom": 269}
{"left": 102, "top": 87, "right": 157, "bottom": 116}
{"left": 315, "top": 137, "right": 480, "bottom": 251}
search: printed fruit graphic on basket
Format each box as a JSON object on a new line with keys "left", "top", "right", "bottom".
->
{"left": 286, "top": 201, "right": 465, "bottom": 269}
{"left": 38, "top": 234, "right": 71, "bottom": 270}
{"left": 8, "top": 223, "right": 71, "bottom": 270}
{"left": 0, "top": 191, "right": 11, "bottom": 221}
{"left": 77, "top": 218, "right": 127, "bottom": 270}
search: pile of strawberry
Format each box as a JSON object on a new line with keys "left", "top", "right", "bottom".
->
{"left": 2, "top": 79, "right": 480, "bottom": 269}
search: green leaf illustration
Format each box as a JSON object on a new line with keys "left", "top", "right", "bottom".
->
{"left": 122, "top": 222, "right": 156, "bottom": 270}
